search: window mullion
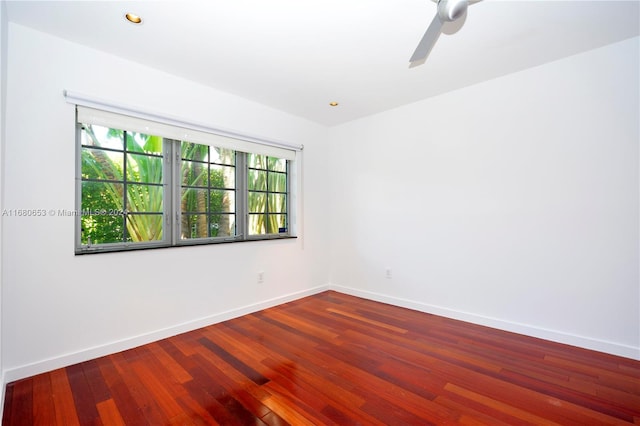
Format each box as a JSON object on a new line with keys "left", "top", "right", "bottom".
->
{"left": 265, "top": 166, "right": 270, "bottom": 235}
{"left": 163, "top": 138, "right": 174, "bottom": 246}
{"left": 171, "top": 139, "right": 181, "bottom": 245}
{"left": 236, "top": 152, "right": 247, "bottom": 241}
{"left": 122, "top": 130, "right": 129, "bottom": 243}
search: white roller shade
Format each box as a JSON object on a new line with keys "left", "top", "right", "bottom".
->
{"left": 66, "top": 90, "right": 300, "bottom": 160}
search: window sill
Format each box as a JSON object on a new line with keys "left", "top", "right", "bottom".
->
{"left": 75, "top": 235, "right": 298, "bottom": 255}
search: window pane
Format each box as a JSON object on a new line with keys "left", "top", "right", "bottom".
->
{"left": 126, "top": 153, "right": 163, "bottom": 183}
{"left": 182, "top": 144, "right": 236, "bottom": 165}
{"left": 249, "top": 214, "right": 286, "bottom": 235}
{"left": 126, "top": 132, "right": 163, "bottom": 154}
{"left": 81, "top": 214, "right": 124, "bottom": 245}
{"left": 181, "top": 188, "right": 208, "bottom": 213}
{"left": 182, "top": 160, "right": 208, "bottom": 187}
{"left": 82, "top": 148, "right": 123, "bottom": 181}
{"left": 267, "top": 214, "right": 288, "bottom": 234}
{"left": 248, "top": 214, "right": 266, "bottom": 235}
{"left": 248, "top": 153, "right": 267, "bottom": 169}
{"left": 81, "top": 181, "right": 124, "bottom": 214}
{"left": 181, "top": 214, "right": 209, "bottom": 239}
{"left": 268, "top": 194, "right": 287, "bottom": 214}
{"left": 126, "top": 213, "right": 163, "bottom": 241}
{"left": 268, "top": 157, "right": 287, "bottom": 172}
{"left": 127, "top": 184, "right": 163, "bottom": 213}
{"left": 248, "top": 192, "right": 266, "bottom": 214}
{"left": 182, "top": 142, "right": 210, "bottom": 162}
{"left": 268, "top": 172, "right": 287, "bottom": 192}
{"left": 248, "top": 170, "right": 266, "bottom": 191}
{"left": 210, "top": 148, "right": 235, "bottom": 166}
{"left": 210, "top": 164, "right": 235, "bottom": 189}
{"left": 210, "top": 214, "right": 235, "bottom": 237}
{"left": 210, "top": 190, "right": 235, "bottom": 214}
{"left": 81, "top": 124, "right": 123, "bottom": 150}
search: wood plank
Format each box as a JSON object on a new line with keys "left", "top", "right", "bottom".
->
{"left": 325, "top": 307, "right": 409, "bottom": 333}
{"left": 31, "top": 374, "right": 56, "bottom": 426}
{"left": 95, "top": 399, "right": 125, "bottom": 426}
{"left": 65, "top": 363, "right": 103, "bottom": 426}
{"left": 146, "top": 341, "right": 193, "bottom": 384}
{"left": 2, "top": 383, "right": 14, "bottom": 425}
{"left": 8, "top": 379, "right": 32, "bottom": 426}
{"left": 80, "top": 359, "right": 111, "bottom": 403}
{"left": 49, "top": 369, "right": 81, "bottom": 426}
{"left": 434, "top": 395, "right": 516, "bottom": 426}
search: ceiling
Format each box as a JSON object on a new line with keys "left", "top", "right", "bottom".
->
{"left": 5, "top": 0, "right": 640, "bottom": 126}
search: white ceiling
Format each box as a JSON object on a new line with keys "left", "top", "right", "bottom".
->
{"left": 5, "top": 0, "right": 640, "bottom": 126}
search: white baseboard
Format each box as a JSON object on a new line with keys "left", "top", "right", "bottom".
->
{"left": 2, "top": 284, "right": 331, "bottom": 384}
{"left": 329, "top": 284, "right": 640, "bottom": 361}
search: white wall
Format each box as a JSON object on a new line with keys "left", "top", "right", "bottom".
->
{"left": 328, "top": 37, "right": 640, "bottom": 360}
{"left": 0, "top": 0, "right": 8, "bottom": 409}
{"left": 1, "top": 23, "right": 330, "bottom": 381}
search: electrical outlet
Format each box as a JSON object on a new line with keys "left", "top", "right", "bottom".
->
{"left": 385, "top": 268, "right": 392, "bottom": 279}
{"left": 257, "top": 271, "right": 264, "bottom": 284}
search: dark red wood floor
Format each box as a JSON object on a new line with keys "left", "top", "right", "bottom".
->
{"left": 3, "top": 291, "right": 640, "bottom": 425}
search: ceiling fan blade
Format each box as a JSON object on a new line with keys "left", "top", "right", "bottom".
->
{"left": 409, "top": 14, "right": 443, "bottom": 64}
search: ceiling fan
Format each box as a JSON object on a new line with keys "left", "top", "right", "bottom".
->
{"left": 409, "top": 0, "right": 480, "bottom": 66}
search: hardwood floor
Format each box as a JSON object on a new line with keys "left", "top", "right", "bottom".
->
{"left": 3, "top": 290, "right": 640, "bottom": 425}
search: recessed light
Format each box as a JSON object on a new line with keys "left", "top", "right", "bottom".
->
{"left": 125, "top": 13, "right": 143, "bottom": 24}
{"left": 329, "top": 102, "right": 339, "bottom": 107}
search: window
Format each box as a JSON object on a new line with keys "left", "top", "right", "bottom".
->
{"left": 80, "top": 125, "right": 166, "bottom": 246}
{"left": 180, "top": 143, "right": 236, "bottom": 240}
{"left": 248, "top": 154, "right": 288, "bottom": 235}
{"left": 75, "top": 107, "right": 297, "bottom": 254}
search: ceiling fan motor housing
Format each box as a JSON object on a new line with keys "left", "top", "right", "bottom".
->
{"left": 438, "top": 0, "right": 469, "bottom": 22}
